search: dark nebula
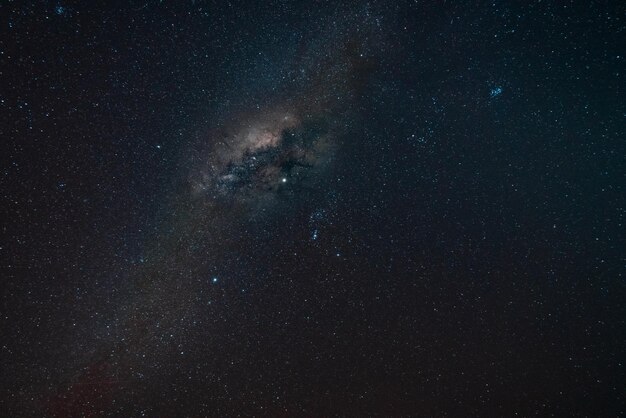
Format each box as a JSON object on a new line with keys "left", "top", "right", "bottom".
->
{"left": 1, "top": 1, "right": 624, "bottom": 417}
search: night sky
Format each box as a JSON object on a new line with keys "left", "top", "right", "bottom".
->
{"left": 1, "top": 1, "right": 625, "bottom": 416}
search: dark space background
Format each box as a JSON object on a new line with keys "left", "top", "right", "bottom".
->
{"left": 1, "top": 1, "right": 624, "bottom": 416}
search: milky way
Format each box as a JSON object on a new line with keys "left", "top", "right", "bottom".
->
{"left": 40, "top": 9, "right": 383, "bottom": 416}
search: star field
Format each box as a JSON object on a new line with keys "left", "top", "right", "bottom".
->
{"left": 1, "top": 1, "right": 624, "bottom": 416}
